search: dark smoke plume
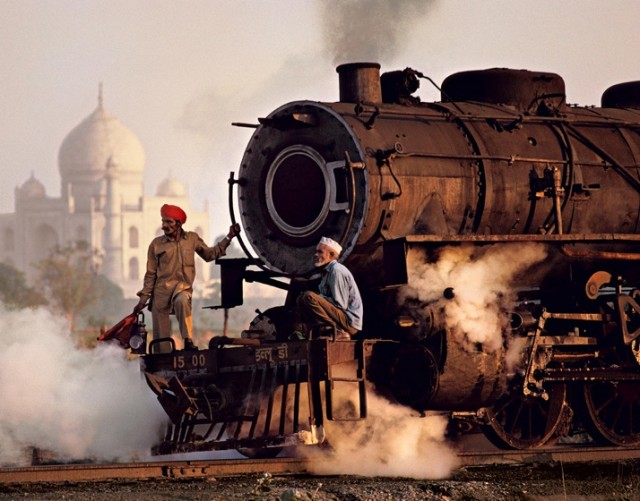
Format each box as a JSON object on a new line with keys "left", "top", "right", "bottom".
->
{"left": 319, "top": 0, "right": 436, "bottom": 65}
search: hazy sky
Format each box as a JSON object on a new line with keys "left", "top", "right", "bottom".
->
{"left": 1, "top": 0, "right": 639, "bottom": 237}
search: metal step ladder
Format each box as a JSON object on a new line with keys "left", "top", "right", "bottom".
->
{"left": 325, "top": 340, "right": 368, "bottom": 421}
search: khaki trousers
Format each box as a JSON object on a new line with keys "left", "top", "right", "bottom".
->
{"left": 151, "top": 290, "right": 193, "bottom": 340}
{"left": 296, "top": 291, "right": 357, "bottom": 336}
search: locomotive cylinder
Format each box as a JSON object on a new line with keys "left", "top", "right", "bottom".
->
{"left": 389, "top": 334, "right": 507, "bottom": 411}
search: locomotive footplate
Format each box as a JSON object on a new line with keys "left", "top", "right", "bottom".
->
{"left": 143, "top": 337, "right": 378, "bottom": 456}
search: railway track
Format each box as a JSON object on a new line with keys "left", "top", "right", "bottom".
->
{"left": 1, "top": 445, "right": 638, "bottom": 485}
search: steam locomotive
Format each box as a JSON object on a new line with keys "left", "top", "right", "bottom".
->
{"left": 140, "top": 63, "right": 640, "bottom": 455}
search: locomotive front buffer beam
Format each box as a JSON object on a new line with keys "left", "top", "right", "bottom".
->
{"left": 142, "top": 337, "right": 379, "bottom": 455}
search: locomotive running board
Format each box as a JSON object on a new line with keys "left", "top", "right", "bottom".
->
{"left": 405, "top": 233, "right": 640, "bottom": 243}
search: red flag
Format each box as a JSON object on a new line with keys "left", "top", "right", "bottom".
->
{"left": 98, "top": 314, "right": 137, "bottom": 348}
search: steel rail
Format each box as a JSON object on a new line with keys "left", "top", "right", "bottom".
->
{"left": 1, "top": 446, "right": 639, "bottom": 484}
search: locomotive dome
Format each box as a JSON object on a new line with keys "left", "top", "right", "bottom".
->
{"left": 441, "top": 68, "right": 566, "bottom": 113}
{"left": 601, "top": 80, "right": 640, "bottom": 108}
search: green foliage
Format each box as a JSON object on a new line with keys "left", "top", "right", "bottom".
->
{"left": 34, "top": 241, "right": 113, "bottom": 332}
{"left": 0, "top": 262, "right": 46, "bottom": 309}
{"left": 82, "top": 274, "right": 127, "bottom": 329}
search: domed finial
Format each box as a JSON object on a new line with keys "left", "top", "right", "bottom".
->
{"left": 98, "top": 82, "right": 104, "bottom": 109}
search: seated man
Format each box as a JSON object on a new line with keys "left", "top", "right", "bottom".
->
{"left": 296, "top": 237, "right": 363, "bottom": 340}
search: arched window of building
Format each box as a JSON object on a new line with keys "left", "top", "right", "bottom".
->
{"left": 76, "top": 226, "right": 88, "bottom": 245}
{"left": 129, "top": 226, "right": 139, "bottom": 248}
{"left": 129, "top": 257, "right": 139, "bottom": 280}
{"left": 33, "top": 224, "right": 58, "bottom": 262}
{"left": 3, "top": 228, "right": 14, "bottom": 251}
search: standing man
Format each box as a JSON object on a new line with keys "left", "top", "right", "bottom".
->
{"left": 297, "top": 237, "right": 363, "bottom": 340}
{"left": 133, "top": 204, "right": 240, "bottom": 350}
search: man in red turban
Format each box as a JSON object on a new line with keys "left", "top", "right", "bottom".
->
{"left": 133, "top": 204, "right": 241, "bottom": 350}
{"left": 160, "top": 204, "right": 187, "bottom": 224}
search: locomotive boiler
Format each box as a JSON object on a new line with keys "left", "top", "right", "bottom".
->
{"left": 140, "top": 63, "right": 640, "bottom": 455}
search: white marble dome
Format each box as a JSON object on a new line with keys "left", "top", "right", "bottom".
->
{"left": 157, "top": 175, "right": 187, "bottom": 197}
{"left": 19, "top": 173, "right": 46, "bottom": 199}
{"left": 58, "top": 98, "right": 145, "bottom": 177}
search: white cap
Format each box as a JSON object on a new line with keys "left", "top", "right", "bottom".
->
{"left": 319, "top": 236, "right": 342, "bottom": 256}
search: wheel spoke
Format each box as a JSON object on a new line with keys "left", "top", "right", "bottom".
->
{"left": 509, "top": 402, "right": 525, "bottom": 436}
{"left": 609, "top": 400, "right": 625, "bottom": 433}
{"left": 594, "top": 392, "right": 616, "bottom": 416}
{"left": 483, "top": 384, "right": 568, "bottom": 449}
{"left": 583, "top": 382, "right": 640, "bottom": 446}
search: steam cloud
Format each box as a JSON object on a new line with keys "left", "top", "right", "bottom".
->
{"left": 0, "top": 305, "right": 168, "bottom": 466}
{"left": 305, "top": 387, "right": 458, "bottom": 479}
{"left": 319, "top": 0, "right": 436, "bottom": 65}
{"left": 302, "top": 244, "right": 548, "bottom": 478}
{"left": 400, "top": 243, "right": 548, "bottom": 352}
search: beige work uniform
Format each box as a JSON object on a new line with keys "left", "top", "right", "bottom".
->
{"left": 137, "top": 231, "right": 230, "bottom": 340}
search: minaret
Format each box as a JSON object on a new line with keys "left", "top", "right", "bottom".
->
{"left": 103, "top": 155, "right": 123, "bottom": 282}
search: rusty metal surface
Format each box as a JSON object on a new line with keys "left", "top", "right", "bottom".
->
{"left": 143, "top": 338, "right": 374, "bottom": 456}
{"left": 441, "top": 68, "right": 567, "bottom": 113}
{"left": 138, "top": 65, "right": 640, "bottom": 461}
{"left": 237, "top": 73, "right": 640, "bottom": 281}
{"left": 405, "top": 233, "right": 640, "bottom": 243}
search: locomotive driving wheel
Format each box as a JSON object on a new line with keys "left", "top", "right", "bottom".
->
{"left": 482, "top": 383, "right": 570, "bottom": 449}
{"left": 582, "top": 380, "right": 640, "bottom": 446}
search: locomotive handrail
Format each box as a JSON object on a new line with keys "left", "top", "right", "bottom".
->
{"left": 564, "top": 123, "right": 640, "bottom": 194}
{"left": 544, "top": 122, "right": 577, "bottom": 234}
{"left": 343, "top": 105, "right": 640, "bottom": 128}
{"left": 337, "top": 151, "right": 358, "bottom": 251}
{"left": 227, "top": 172, "right": 272, "bottom": 274}
{"left": 378, "top": 147, "right": 628, "bottom": 168}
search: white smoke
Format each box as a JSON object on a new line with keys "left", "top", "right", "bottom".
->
{"left": 0, "top": 304, "right": 168, "bottom": 466}
{"left": 319, "top": 0, "right": 437, "bottom": 65}
{"left": 305, "top": 387, "right": 458, "bottom": 479}
{"left": 400, "top": 243, "right": 548, "bottom": 352}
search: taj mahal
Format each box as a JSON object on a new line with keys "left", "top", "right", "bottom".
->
{"left": 0, "top": 90, "right": 210, "bottom": 299}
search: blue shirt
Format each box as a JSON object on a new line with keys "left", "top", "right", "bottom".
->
{"left": 318, "top": 260, "right": 363, "bottom": 331}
